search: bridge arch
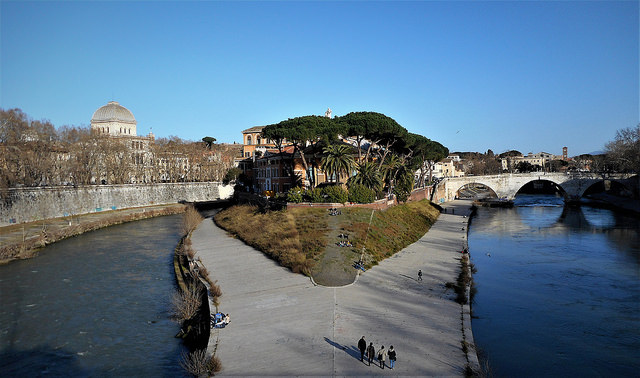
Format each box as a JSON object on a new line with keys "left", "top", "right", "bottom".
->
{"left": 456, "top": 182, "right": 498, "bottom": 200}
{"left": 582, "top": 179, "right": 635, "bottom": 198}
{"left": 513, "top": 179, "right": 569, "bottom": 199}
{"left": 433, "top": 173, "right": 632, "bottom": 203}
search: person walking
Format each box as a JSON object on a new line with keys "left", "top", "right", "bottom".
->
{"left": 377, "top": 345, "right": 387, "bottom": 369}
{"left": 388, "top": 346, "right": 396, "bottom": 369}
{"left": 367, "top": 342, "right": 375, "bottom": 366}
{"left": 358, "top": 336, "right": 367, "bottom": 362}
{"left": 418, "top": 269, "right": 423, "bottom": 281}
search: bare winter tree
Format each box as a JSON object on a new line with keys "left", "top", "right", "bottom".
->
{"left": 605, "top": 124, "right": 640, "bottom": 173}
{"left": 2, "top": 107, "right": 236, "bottom": 188}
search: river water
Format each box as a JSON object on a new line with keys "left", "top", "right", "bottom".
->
{"left": 0, "top": 215, "right": 187, "bottom": 377}
{"left": 469, "top": 194, "right": 640, "bottom": 377}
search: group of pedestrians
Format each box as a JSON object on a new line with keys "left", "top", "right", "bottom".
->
{"left": 358, "top": 336, "right": 397, "bottom": 369}
{"left": 336, "top": 240, "right": 353, "bottom": 247}
{"left": 337, "top": 232, "right": 353, "bottom": 247}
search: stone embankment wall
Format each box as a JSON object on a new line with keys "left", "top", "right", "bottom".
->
{"left": 1, "top": 182, "right": 233, "bottom": 227}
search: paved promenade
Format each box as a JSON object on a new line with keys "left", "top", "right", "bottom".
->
{"left": 191, "top": 200, "right": 474, "bottom": 376}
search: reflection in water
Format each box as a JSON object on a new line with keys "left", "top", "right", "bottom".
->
{"left": 581, "top": 207, "right": 617, "bottom": 229}
{"left": 516, "top": 205, "right": 564, "bottom": 229}
{"left": 469, "top": 195, "right": 640, "bottom": 377}
{"left": 0, "top": 215, "right": 187, "bottom": 377}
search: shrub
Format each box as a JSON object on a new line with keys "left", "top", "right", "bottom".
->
{"left": 286, "top": 186, "right": 304, "bottom": 203}
{"left": 304, "top": 188, "right": 323, "bottom": 203}
{"left": 180, "top": 349, "right": 221, "bottom": 376}
{"left": 348, "top": 184, "right": 376, "bottom": 204}
{"left": 208, "top": 354, "right": 222, "bottom": 374}
{"left": 322, "top": 185, "right": 348, "bottom": 204}
{"left": 181, "top": 205, "right": 203, "bottom": 235}
{"left": 209, "top": 280, "right": 223, "bottom": 307}
{"left": 171, "top": 283, "right": 203, "bottom": 323}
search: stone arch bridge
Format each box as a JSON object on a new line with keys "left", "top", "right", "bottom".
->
{"left": 432, "top": 172, "right": 635, "bottom": 203}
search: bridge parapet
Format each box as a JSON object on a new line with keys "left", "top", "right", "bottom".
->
{"left": 433, "top": 173, "right": 632, "bottom": 203}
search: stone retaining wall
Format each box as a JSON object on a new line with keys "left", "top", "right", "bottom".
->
{"left": 1, "top": 182, "right": 233, "bottom": 226}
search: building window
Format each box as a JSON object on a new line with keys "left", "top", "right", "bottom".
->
{"left": 247, "top": 135, "right": 252, "bottom": 145}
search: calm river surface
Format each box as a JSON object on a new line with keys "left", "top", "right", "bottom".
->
{"left": 469, "top": 194, "right": 640, "bottom": 377}
{"left": 0, "top": 215, "right": 187, "bottom": 377}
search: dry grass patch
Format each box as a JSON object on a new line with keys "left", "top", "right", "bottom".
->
{"left": 213, "top": 201, "right": 439, "bottom": 275}
{"left": 340, "top": 200, "right": 440, "bottom": 265}
{"left": 214, "top": 205, "right": 328, "bottom": 275}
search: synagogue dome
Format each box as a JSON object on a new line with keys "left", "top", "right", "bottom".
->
{"left": 91, "top": 101, "right": 138, "bottom": 136}
{"left": 91, "top": 101, "right": 136, "bottom": 125}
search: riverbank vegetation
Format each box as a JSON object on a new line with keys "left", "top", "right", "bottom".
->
{"left": 213, "top": 199, "right": 440, "bottom": 279}
{"left": 172, "top": 207, "right": 223, "bottom": 377}
{"left": 180, "top": 349, "right": 222, "bottom": 377}
{"left": 182, "top": 205, "right": 205, "bottom": 235}
{"left": 446, "top": 253, "right": 477, "bottom": 305}
{"left": 0, "top": 204, "right": 186, "bottom": 264}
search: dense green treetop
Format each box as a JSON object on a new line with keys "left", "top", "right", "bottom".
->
{"left": 202, "top": 136, "right": 216, "bottom": 149}
{"left": 498, "top": 150, "right": 523, "bottom": 158}
{"left": 261, "top": 111, "right": 449, "bottom": 191}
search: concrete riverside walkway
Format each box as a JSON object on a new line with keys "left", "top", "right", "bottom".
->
{"left": 190, "top": 200, "right": 475, "bottom": 376}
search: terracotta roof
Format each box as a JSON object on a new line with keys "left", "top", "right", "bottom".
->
{"left": 241, "top": 126, "right": 265, "bottom": 134}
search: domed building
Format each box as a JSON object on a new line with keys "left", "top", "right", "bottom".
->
{"left": 91, "top": 101, "right": 138, "bottom": 136}
{"left": 89, "top": 101, "right": 155, "bottom": 183}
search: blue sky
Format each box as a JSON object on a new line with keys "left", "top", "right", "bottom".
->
{"left": 1, "top": 1, "right": 638, "bottom": 156}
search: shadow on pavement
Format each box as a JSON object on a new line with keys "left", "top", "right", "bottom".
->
{"left": 399, "top": 273, "right": 416, "bottom": 281}
{"left": 324, "top": 337, "right": 361, "bottom": 361}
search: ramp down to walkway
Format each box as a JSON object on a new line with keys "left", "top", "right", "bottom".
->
{"left": 190, "top": 201, "right": 473, "bottom": 376}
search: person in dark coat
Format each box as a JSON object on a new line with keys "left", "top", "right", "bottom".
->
{"left": 367, "top": 342, "right": 375, "bottom": 366}
{"left": 358, "top": 336, "right": 367, "bottom": 362}
{"left": 388, "top": 345, "right": 396, "bottom": 369}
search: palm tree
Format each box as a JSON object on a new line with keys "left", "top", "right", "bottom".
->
{"left": 380, "top": 154, "right": 402, "bottom": 191}
{"left": 347, "top": 161, "right": 383, "bottom": 192}
{"left": 321, "top": 144, "right": 356, "bottom": 184}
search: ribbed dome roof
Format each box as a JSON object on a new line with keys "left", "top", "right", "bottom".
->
{"left": 91, "top": 101, "right": 136, "bottom": 124}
